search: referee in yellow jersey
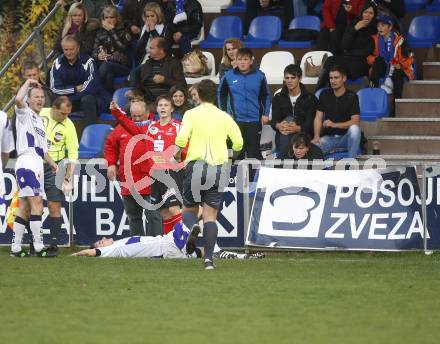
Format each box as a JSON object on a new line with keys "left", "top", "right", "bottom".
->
{"left": 40, "top": 96, "right": 79, "bottom": 252}
{"left": 174, "top": 80, "right": 243, "bottom": 270}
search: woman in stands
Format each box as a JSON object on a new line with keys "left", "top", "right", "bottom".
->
{"left": 169, "top": 85, "right": 192, "bottom": 121}
{"left": 120, "top": 0, "right": 158, "bottom": 36}
{"left": 317, "top": 0, "right": 365, "bottom": 55}
{"left": 218, "top": 38, "right": 244, "bottom": 79}
{"left": 367, "top": 15, "right": 414, "bottom": 99}
{"left": 92, "top": 5, "right": 132, "bottom": 93}
{"left": 315, "top": 1, "right": 378, "bottom": 90}
{"left": 134, "top": 2, "right": 173, "bottom": 66}
{"left": 54, "top": 2, "right": 98, "bottom": 56}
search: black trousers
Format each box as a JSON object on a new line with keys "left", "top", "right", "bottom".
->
{"left": 71, "top": 95, "right": 97, "bottom": 127}
{"left": 316, "top": 55, "right": 370, "bottom": 90}
{"left": 370, "top": 56, "right": 405, "bottom": 99}
{"left": 236, "top": 121, "right": 263, "bottom": 160}
{"left": 317, "top": 27, "right": 345, "bottom": 56}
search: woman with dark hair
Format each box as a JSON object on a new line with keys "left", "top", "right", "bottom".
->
{"left": 92, "top": 5, "right": 132, "bottom": 93}
{"left": 316, "top": 1, "right": 378, "bottom": 90}
{"left": 169, "top": 85, "right": 192, "bottom": 120}
{"left": 280, "top": 132, "right": 323, "bottom": 160}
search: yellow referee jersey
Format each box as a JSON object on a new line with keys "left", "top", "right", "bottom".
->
{"left": 175, "top": 103, "right": 243, "bottom": 166}
{"left": 39, "top": 108, "right": 79, "bottom": 162}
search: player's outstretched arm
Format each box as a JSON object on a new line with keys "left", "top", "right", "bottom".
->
{"left": 71, "top": 249, "right": 97, "bottom": 257}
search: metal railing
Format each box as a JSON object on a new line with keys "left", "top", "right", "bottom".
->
{"left": 0, "top": 3, "right": 62, "bottom": 113}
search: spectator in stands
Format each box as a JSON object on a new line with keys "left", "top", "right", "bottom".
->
{"left": 105, "top": 100, "right": 163, "bottom": 237}
{"left": 245, "top": 0, "right": 293, "bottom": 32}
{"left": 312, "top": 65, "right": 361, "bottom": 159}
{"left": 138, "top": 37, "right": 186, "bottom": 105}
{"left": 54, "top": 2, "right": 99, "bottom": 56}
{"left": 315, "top": 1, "right": 377, "bottom": 90}
{"left": 57, "top": 0, "right": 113, "bottom": 19}
{"left": 218, "top": 48, "right": 270, "bottom": 160}
{"left": 162, "top": 0, "right": 203, "bottom": 57}
{"left": 134, "top": 2, "right": 173, "bottom": 66}
{"left": 317, "top": 0, "right": 365, "bottom": 55}
{"left": 367, "top": 15, "right": 414, "bottom": 99}
{"left": 39, "top": 96, "right": 78, "bottom": 252}
{"left": 22, "top": 61, "right": 52, "bottom": 107}
{"left": 218, "top": 38, "right": 244, "bottom": 79}
{"left": 188, "top": 84, "right": 200, "bottom": 106}
{"left": 50, "top": 35, "right": 110, "bottom": 127}
{"left": 169, "top": 85, "right": 192, "bottom": 121}
{"left": 280, "top": 132, "right": 323, "bottom": 160}
{"left": 121, "top": 0, "right": 162, "bottom": 36}
{"left": 92, "top": 5, "right": 132, "bottom": 93}
{"left": 374, "top": 0, "right": 405, "bottom": 32}
{"left": 271, "top": 64, "right": 318, "bottom": 154}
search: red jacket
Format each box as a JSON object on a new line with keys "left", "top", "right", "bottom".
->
{"left": 322, "top": 0, "right": 365, "bottom": 29}
{"left": 104, "top": 108, "right": 152, "bottom": 196}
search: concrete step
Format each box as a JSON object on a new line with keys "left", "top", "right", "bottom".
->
{"left": 402, "top": 80, "right": 440, "bottom": 98}
{"left": 366, "top": 135, "right": 440, "bottom": 155}
{"left": 359, "top": 154, "right": 440, "bottom": 164}
{"left": 395, "top": 99, "right": 440, "bottom": 117}
{"left": 423, "top": 62, "right": 440, "bottom": 80}
{"left": 362, "top": 118, "right": 440, "bottom": 136}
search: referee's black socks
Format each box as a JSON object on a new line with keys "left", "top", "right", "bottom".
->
{"left": 203, "top": 222, "right": 218, "bottom": 261}
{"left": 48, "top": 216, "right": 62, "bottom": 245}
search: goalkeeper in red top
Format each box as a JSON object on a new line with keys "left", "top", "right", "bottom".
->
{"left": 110, "top": 96, "right": 184, "bottom": 235}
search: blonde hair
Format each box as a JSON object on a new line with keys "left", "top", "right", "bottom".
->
{"left": 143, "top": 2, "right": 165, "bottom": 25}
{"left": 62, "top": 3, "right": 88, "bottom": 38}
{"left": 101, "top": 5, "right": 121, "bottom": 26}
{"left": 222, "top": 38, "right": 243, "bottom": 68}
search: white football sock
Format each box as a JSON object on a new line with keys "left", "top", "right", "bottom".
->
{"left": 30, "top": 215, "right": 44, "bottom": 252}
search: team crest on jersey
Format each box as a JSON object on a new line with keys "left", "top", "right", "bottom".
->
{"left": 54, "top": 132, "right": 63, "bottom": 142}
{"left": 149, "top": 126, "right": 159, "bottom": 135}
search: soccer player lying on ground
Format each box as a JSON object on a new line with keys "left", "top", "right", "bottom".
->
{"left": 71, "top": 221, "right": 264, "bottom": 259}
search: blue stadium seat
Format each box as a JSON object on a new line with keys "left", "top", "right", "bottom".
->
{"left": 314, "top": 87, "right": 329, "bottom": 99}
{"left": 113, "top": 87, "right": 133, "bottom": 109}
{"left": 426, "top": 0, "right": 440, "bottom": 11}
{"left": 200, "top": 16, "right": 243, "bottom": 49}
{"left": 278, "top": 16, "right": 320, "bottom": 48}
{"left": 357, "top": 88, "right": 389, "bottom": 122}
{"left": 407, "top": 16, "right": 440, "bottom": 48}
{"left": 324, "top": 149, "right": 363, "bottom": 160}
{"left": 78, "top": 124, "right": 113, "bottom": 158}
{"left": 227, "top": 0, "right": 246, "bottom": 13}
{"left": 244, "top": 16, "right": 282, "bottom": 48}
{"left": 346, "top": 77, "right": 365, "bottom": 85}
{"left": 404, "top": 0, "right": 428, "bottom": 11}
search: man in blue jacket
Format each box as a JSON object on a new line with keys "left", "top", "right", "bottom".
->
{"left": 218, "top": 48, "right": 270, "bottom": 160}
{"left": 49, "top": 35, "right": 110, "bottom": 127}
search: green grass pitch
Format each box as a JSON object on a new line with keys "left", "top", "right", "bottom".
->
{"left": 1, "top": 247, "right": 439, "bottom": 344}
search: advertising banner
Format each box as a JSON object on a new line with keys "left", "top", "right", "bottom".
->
{"left": 246, "top": 166, "right": 438, "bottom": 251}
{"left": 0, "top": 160, "right": 244, "bottom": 247}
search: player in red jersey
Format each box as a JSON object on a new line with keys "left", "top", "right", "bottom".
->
{"left": 147, "top": 95, "right": 185, "bottom": 234}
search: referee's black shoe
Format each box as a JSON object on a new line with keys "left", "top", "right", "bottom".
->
{"left": 36, "top": 247, "right": 58, "bottom": 257}
{"left": 185, "top": 224, "right": 201, "bottom": 255}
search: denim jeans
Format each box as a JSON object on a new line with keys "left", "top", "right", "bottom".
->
{"left": 317, "top": 124, "right": 361, "bottom": 158}
{"left": 293, "top": 0, "right": 307, "bottom": 16}
{"left": 122, "top": 194, "right": 163, "bottom": 236}
{"left": 98, "top": 61, "right": 131, "bottom": 93}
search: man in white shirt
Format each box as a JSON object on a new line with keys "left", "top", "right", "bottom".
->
{"left": 10, "top": 79, "right": 58, "bottom": 257}
{"left": 0, "top": 111, "right": 14, "bottom": 216}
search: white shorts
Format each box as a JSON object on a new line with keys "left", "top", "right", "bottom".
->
{"left": 15, "top": 154, "right": 45, "bottom": 198}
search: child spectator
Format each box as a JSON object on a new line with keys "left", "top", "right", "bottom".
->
{"left": 54, "top": 2, "right": 99, "bottom": 56}
{"left": 316, "top": 1, "right": 377, "bottom": 90}
{"left": 92, "top": 5, "right": 132, "bottom": 93}
{"left": 218, "top": 38, "right": 244, "bottom": 79}
{"left": 280, "top": 132, "right": 323, "bottom": 161}
{"left": 367, "top": 15, "right": 414, "bottom": 98}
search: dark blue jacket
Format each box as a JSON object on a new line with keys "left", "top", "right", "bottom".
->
{"left": 49, "top": 53, "right": 106, "bottom": 102}
{"left": 218, "top": 67, "right": 271, "bottom": 122}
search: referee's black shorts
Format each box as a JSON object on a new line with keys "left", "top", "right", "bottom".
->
{"left": 150, "top": 169, "right": 183, "bottom": 210}
{"left": 182, "top": 161, "right": 227, "bottom": 210}
{"left": 44, "top": 162, "right": 64, "bottom": 202}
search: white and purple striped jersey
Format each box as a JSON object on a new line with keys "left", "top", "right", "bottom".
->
{"left": 97, "top": 224, "right": 197, "bottom": 259}
{"left": 14, "top": 105, "right": 48, "bottom": 158}
{"left": 0, "top": 111, "right": 14, "bottom": 214}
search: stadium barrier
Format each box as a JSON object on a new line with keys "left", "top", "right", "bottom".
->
{"left": 1, "top": 159, "right": 439, "bottom": 251}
